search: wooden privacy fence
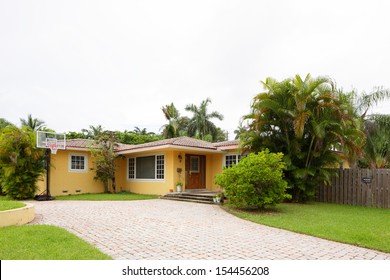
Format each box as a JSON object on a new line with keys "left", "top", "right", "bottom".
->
{"left": 316, "top": 169, "right": 390, "bottom": 208}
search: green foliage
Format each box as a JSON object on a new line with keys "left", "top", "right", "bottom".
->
{"left": 161, "top": 103, "right": 190, "bottom": 139}
{"left": 20, "top": 114, "right": 46, "bottom": 131}
{"left": 117, "top": 130, "right": 162, "bottom": 144}
{"left": 359, "top": 114, "right": 390, "bottom": 168}
{"left": 185, "top": 98, "right": 224, "bottom": 142}
{"left": 241, "top": 74, "right": 365, "bottom": 201}
{"left": 90, "top": 131, "right": 119, "bottom": 193}
{"left": 214, "top": 151, "right": 290, "bottom": 209}
{"left": 0, "top": 126, "right": 46, "bottom": 199}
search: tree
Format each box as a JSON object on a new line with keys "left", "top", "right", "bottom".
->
{"left": 90, "top": 131, "right": 119, "bottom": 193}
{"left": 359, "top": 114, "right": 390, "bottom": 168}
{"left": 161, "top": 103, "right": 182, "bottom": 138}
{"left": 81, "top": 125, "right": 104, "bottom": 139}
{"left": 133, "top": 127, "right": 155, "bottom": 135}
{"left": 242, "top": 74, "right": 365, "bottom": 202}
{"left": 20, "top": 114, "right": 45, "bottom": 131}
{"left": 0, "top": 118, "right": 12, "bottom": 131}
{"left": 185, "top": 98, "right": 224, "bottom": 141}
{"left": 0, "top": 126, "right": 46, "bottom": 199}
{"left": 351, "top": 87, "right": 390, "bottom": 168}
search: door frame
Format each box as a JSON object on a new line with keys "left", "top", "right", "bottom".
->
{"left": 185, "top": 154, "right": 206, "bottom": 189}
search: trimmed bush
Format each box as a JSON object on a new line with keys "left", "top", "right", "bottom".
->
{"left": 214, "top": 150, "right": 290, "bottom": 209}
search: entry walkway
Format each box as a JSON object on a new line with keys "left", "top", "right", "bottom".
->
{"left": 29, "top": 199, "right": 390, "bottom": 260}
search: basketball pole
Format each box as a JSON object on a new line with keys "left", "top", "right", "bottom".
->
{"left": 45, "top": 148, "right": 51, "bottom": 198}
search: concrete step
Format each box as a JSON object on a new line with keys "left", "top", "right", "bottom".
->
{"left": 161, "top": 191, "right": 222, "bottom": 204}
{"left": 161, "top": 196, "right": 216, "bottom": 205}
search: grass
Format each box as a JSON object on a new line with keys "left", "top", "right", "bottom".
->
{"left": 223, "top": 202, "right": 390, "bottom": 253}
{"left": 0, "top": 196, "right": 25, "bottom": 211}
{"left": 0, "top": 225, "right": 112, "bottom": 260}
{"left": 55, "top": 192, "right": 158, "bottom": 201}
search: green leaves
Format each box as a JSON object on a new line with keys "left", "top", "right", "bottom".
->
{"left": 0, "top": 126, "right": 46, "bottom": 199}
{"left": 214, "top": 151, "right": 289, "bottom": 209}
{"left": 242, "top": 74, "right": 364, "bottom": 201}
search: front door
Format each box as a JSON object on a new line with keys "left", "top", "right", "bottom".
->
{"left": 185, "top": 155, "right": 205, "bottom": 189}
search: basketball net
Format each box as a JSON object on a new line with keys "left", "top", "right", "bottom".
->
{"left": 46, "top": 138, "right": 59, "bottom": 154}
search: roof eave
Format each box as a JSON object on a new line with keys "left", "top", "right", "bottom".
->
{"left": 116, "top": 144, "right": 225, "bottom": 155}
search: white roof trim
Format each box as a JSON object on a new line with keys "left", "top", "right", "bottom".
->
{"left": 116, "top": 144, "right": 225, "bottom": 155}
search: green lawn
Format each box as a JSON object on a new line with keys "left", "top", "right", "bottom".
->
{"left": 0, "top": 225, "right": 112, "bottom": 260}
{"left": 55, "top": 192, "right": 158, "bottom": 201}
{"left": 0, "top": 196, "right": 25, "bottom": 211}
{"left": 223, "top": 202, "right": 390, "bottom": 253}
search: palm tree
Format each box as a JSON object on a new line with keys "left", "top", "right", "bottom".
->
{"left": 360, "top": 114, "right": 390, "bottom": 168}
{"left": 81, "top": 125, "right": 104, "bottom": 139}
{"left": 133, "top": 127, "right": 154, "bottom": 135}
{"left": 242, "top": 74, "right": 364, "bottom": 201}
{"left": 161, "top": 103, "right": 180, "bottom": 139}
{"left": 20, "top": 114, "right": 45, "bottom": 131}
{"left": 185, "top": 98, "right": 224, "bottom": 141}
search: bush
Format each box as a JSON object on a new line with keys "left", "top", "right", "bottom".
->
{"left": 214, "top": 150, "right": 290, "bottom": 209}
{"left": 0, "top": 126, "right": 46, "bottom": 199}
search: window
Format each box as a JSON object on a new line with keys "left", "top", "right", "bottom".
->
{"left": 69, "top": 154, "right": 88, "bottom": 172}
{"left": 128, "top": 155, "right": 165, "bottom": 180}
{"left": 190, "top": 156, "right": 200, "bottom": 173}
{"left": 224, "top": 154, "right": 241, "bottom": 168}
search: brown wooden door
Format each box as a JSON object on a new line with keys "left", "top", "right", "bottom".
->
{"left": 185, "top": 155, "right": 205, "bottom": 189}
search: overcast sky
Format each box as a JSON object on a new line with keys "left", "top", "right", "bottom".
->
{"left": 1, "top": 0, "right": 390, "bottom": 139}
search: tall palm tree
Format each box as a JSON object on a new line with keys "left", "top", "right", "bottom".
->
{"left": 242, "top": 74, "right": 364, "bottom": 201}
{"left": 161, "top": 103, "right": 180, "bottom": 139}
{"left": 20, "top": 114, "right": 45, "bottom": 131}
{"left": 185, "top": 98, "right": 224, "bottom": 141}
{"left": 360, "top": 114, "right": 390, "bottom": 168}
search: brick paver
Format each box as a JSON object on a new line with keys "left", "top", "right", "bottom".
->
{"left": 29, "top": 199, "right": 390, "bottom": 260}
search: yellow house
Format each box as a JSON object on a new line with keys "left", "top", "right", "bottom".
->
{"left": 38, "top": 137, "right": 240, "bottom": 196}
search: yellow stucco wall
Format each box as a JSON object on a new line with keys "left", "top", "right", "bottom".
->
{"left": 36, "top": 146, "right": 240, "bottom": 196}
{"left": 37, "top": 150, "right": 105, "bottom": 196}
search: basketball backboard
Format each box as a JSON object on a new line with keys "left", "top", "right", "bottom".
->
{"left": 36, "top": 131, "right": 66, "bottom": 154}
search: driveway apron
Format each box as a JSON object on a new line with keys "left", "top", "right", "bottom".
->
{"left": 29, "top": 199, "right": 390, "bottom": 260}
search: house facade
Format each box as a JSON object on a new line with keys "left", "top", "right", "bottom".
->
{"left": 37, "top": 137, "right": 240, "bottom": 196}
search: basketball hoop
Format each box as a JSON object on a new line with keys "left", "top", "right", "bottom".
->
{"left": 36, "top": 132, "right": 66, "bottom": 152}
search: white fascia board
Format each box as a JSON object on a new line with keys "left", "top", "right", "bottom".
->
{"left": 116, "top": 144, "right": 224, "bottom": 155}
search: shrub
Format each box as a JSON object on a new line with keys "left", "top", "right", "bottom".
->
{"left": 214, "top": 150, "right": 290, "bottom": 209}
{"left": 0, "top": 126, "right": 46, "bottom": 199}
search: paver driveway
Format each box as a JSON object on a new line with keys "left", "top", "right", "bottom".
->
{"left": 29, "top": 199, "right": 390, "bottom": 260}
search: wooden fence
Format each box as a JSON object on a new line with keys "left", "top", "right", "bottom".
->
{"left": 316, "top": 169, "right": 390, "bottom": 208}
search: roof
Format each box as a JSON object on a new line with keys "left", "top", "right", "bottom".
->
{"left": 213, "top": 139, "right": 240, "bottom": 149}
{"left": 65, "top": 139, "right": 134, "bottom": 151}
{"left": 117, "top": 136, "right": 218, "bottom": 153}
{"left": 64, "top": 136, "right": 239, "bottom": 153}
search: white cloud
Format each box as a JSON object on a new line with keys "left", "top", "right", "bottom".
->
{"left": 1, "top": 0, "right": 390, "bottom": 139}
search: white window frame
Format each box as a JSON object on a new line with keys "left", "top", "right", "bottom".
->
{"left": 127, "top": 154, "right": 165, "bottom": 182}
{"left": 68, "top": 153, "right": 88, "bottom": 172}
{"left": 223, "top": 153, "right": 241, "bottom": 168}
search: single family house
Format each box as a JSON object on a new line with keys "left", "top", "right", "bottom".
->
{"left": 37, "top": 136, "right": 240, "bottom": 196}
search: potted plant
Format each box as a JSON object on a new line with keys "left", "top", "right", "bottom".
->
{"left": 214, "top": 193, "right": 222, "bottom": 204}
{"left": 176, "top": 182, "right": 183, "bottom": 192}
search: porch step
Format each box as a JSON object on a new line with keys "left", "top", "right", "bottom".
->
{"left": 160, "top": 191, "right": 221, "bottom": 204}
